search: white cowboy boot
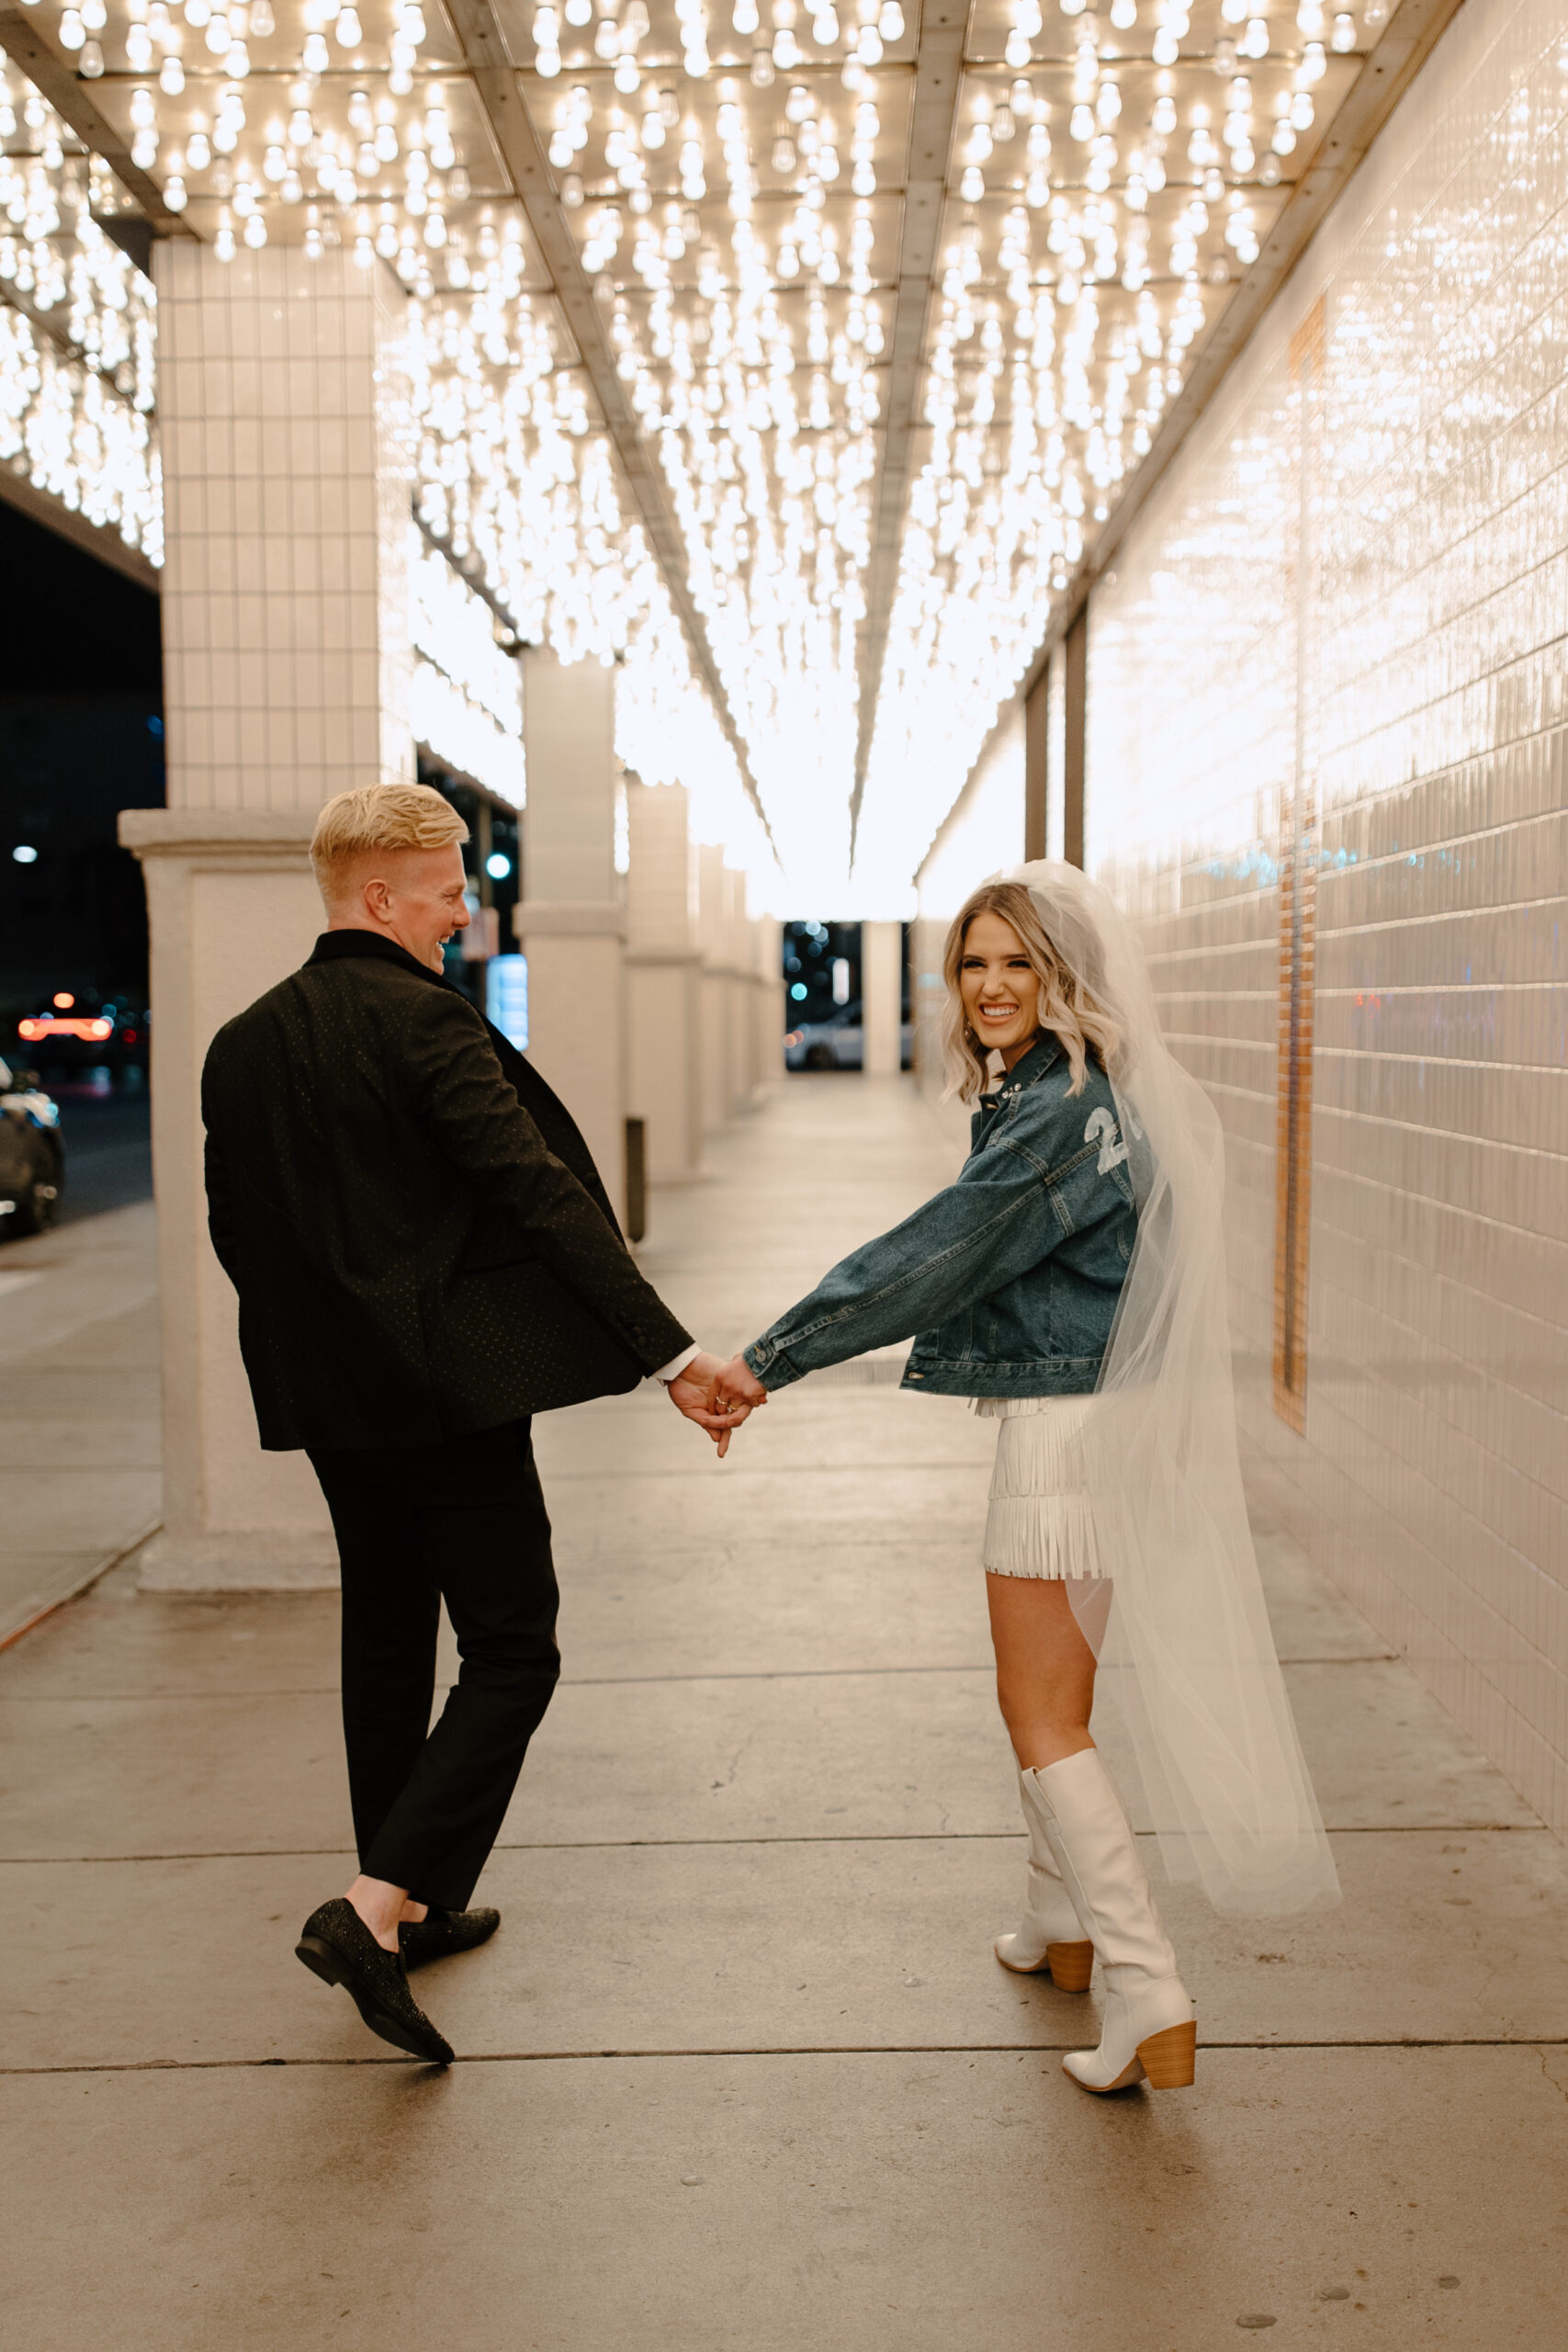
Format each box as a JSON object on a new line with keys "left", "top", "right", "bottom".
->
{"left": 995, "top": 1766, "right": 1094, "bottom": 1990}
{"left": 1027, "top": 1747, "right": 1196, "bottom": 2094}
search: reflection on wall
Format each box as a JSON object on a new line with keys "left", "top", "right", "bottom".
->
{"left": 1089, "top": 0, "right": 1568, "bottom": 1834}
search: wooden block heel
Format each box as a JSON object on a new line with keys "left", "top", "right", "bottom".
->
{"left": 1045, "top": 1939, "right": 1095, "bottom": 1993}
{"left": 1136, "top": 2018, "right": 1197, "bottom": 2088}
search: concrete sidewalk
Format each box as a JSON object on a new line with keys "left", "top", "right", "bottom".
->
{"left": 0, "top": 1196, "right": 161, "bottom": 1645}
{"left": 3, "top": 1076, "right": 1566, "bottom": 2348}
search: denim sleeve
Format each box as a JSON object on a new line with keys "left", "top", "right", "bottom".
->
{"left": 742, "top": 1132, "right": 1071, "bottom": 1390}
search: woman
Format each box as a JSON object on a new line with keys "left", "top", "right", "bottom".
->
{"left": 709, "top": 863, "right": 1339, "bottom": 2097}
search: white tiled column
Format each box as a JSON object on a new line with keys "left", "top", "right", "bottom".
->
{"left": 749, "top": 913, "right": 784, "bottom": 1092}
{"left": 722, "top": 866, "right": 753, "bottom": 1114}
{"left": 863, "top": 920, "right": 903, "bottom": 1075}
{"left": 121, "top": 244, "right": 414, "bottom": 1589}
{"left": 697, "top": 842, "right": 732, "bottom": 1134}
{"left": 517, "top": 647, "right": 627, "bottom": 1222}
{"left": 626, "top": 780, "right": 703, "bottom": 1187}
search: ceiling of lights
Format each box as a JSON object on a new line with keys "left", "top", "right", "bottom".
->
{"left": 3, "top": 0, "right": 1396, "bottom": 907}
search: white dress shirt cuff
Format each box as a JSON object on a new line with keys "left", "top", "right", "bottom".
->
{"left": 655, "top": 1342, "right": 702, "bottom": 1385}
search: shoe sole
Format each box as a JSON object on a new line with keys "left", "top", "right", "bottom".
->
{"left": 994, "top": 1938, "right": 1095, "bottom": 1992}
{"left": 1068, "top": 2019, "right": 1198, "bottom": 2095}
{"left": 296, "top": 1935, "right": 453, "bottom": 2065}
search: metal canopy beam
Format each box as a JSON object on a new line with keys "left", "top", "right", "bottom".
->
{"left": 0, "top": 6, "right": 197, "bottom": 237}
{"left": 849, "top": 0, "right": 971, "bottom": 851}
{"left": 443, "top": 0, "right": 773, "bottom": 843}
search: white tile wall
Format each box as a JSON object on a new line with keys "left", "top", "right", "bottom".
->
{"left": 152, "top": 245, "right": 413, "bottom": 815}
{"left": 1088, "top": 0, "right": 1568, "bottom": 1833}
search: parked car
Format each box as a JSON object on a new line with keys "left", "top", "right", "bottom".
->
{"left": 784, "top": 1002, "right": 914, "bottom": 1071}
{"left": 0, "top": 1060, "right": 63, "bottom": 1236}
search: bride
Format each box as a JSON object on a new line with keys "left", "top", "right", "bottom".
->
{"left": 706, "top": 862, "right": 1340, "bottom": 2096}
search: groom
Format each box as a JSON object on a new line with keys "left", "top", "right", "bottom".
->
{"left": 202, "top": 783, "right": 728, "bottom": 2064}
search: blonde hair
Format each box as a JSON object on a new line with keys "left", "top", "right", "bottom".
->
{"left": 941, "top": 880, "right": 1123, "bottom": 1102}
{"left": 310, "top": 783, "right": 468, "bottom": 899}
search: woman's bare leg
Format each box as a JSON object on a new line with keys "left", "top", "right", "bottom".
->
{"left": 986, "top": 1573, "right": 1097, "bottom": 1769}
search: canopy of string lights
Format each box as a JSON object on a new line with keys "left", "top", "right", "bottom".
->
{"left": 0, "top": 0, "right": 1392, "bottom": 905}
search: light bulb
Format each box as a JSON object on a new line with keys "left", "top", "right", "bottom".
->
{"left": 336, "top": 6, "right": 363, "bottom": 46}
{"left": 303, "top": 31, "right": 328, "bottom": 67}
{"left": 733, "top": 0, "right": 760, "bottom": 27}
{"left": 80, "top": 37, "right": 106, "bottom": 74}
{"left": 877, "top": 0, "right": 902, "bottom": 36}
{"left": 59, "top": 10, "right": 85, "bottom": 50}
{"left": 1110, "top": 0, "right": 1135, "bottom": 26}
{"left": 160, "top": 53, "right": 186, "bottom": 90}
{"left": 249, "top": 0, "right": 274, "bottom": 28}
{"left": 1331, "top": 12, "right": 1356, "bottom": 50}
{"left": 215, "top": 221, "right": 236, "bottom": 259}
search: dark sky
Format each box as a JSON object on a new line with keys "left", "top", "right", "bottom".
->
{"left": 0, "top": 499, "right": 163, "bottom": 694}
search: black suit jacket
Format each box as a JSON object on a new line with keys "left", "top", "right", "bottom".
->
{"left": 202, "top": 929, "right": 693, "bottom": 1451}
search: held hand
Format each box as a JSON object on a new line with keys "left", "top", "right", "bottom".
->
{"left": 712, "top": 1354, "right": 768, "bottom": 1416}
{"left": 666, "top": 1350, "right": 754, "bottom": 1459}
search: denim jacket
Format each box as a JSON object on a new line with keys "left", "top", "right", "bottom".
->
{"left": 743, "top": 1033, "right": 1137, "bottom": 1399}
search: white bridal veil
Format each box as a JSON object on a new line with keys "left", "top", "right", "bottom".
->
{"left": 1002, "top": 860, "right": 1341, "bottom": 1919}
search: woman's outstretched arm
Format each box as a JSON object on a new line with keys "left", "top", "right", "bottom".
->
{"left": 735, "top": 1121, "right": 1093, "bottom": 1392}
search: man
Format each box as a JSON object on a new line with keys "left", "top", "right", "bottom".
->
{"left": 203, "top": 782, "right": 728, "bottom": 2065}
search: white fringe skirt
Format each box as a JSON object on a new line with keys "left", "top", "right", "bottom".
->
{"left": 976, "top": 1393, "right": 1109, "bottom": 1582}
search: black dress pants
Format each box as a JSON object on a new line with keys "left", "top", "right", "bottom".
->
{"left": 309, "top": 1419, "right": 560, "bottom": 1912}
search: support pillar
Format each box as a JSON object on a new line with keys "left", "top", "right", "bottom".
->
{"left": 625, "top": 779, "right": 703, "bottom": 1187}
{"left": 697, "top": 842, "right": 731, "bottom": 1133}
{"left": 863, "top": 920, "right": 904, "bottom": 1076}
{"left": 723, "top": 865, "right": 753, "bottom": 1114}
{"left": 750, "top": 913, "right": 784, "bottom": 1091}
{"left": 1064, "top": 602, "right": 1089, "bottom": 870}
{"left": 121, "top": 243, "right": 413, "bottom": 1589}
{"left": 516, "top": 647, "right": 626, "bottom": 1223}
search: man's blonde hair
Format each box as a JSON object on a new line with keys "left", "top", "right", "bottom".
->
{"left": 310, "top": 783, "right": 469, "bottom": 898}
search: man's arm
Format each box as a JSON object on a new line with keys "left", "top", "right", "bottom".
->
{"left": 203, "top": 1127, "right": 240, "bottom": 1286}
{"left": 402, "top": 986, "right": 693, "bottom": 1374}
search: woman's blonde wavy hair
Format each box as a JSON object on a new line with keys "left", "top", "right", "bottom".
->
{"left": 941, "top": 879, "right": 1124, "bottom": 1103}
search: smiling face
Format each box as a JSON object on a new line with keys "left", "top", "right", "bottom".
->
{"left": 957, "top": 909, "right": 1043, "bottom": 1069}
{"left": 331, "top": 843, "right": 472, "bottom": 973}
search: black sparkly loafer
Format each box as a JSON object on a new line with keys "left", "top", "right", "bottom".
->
{"left": 400, "top": 1906, "right": 501, "bottom": 1971}
{"left": 296, "top": 1897, "right": 455, "bottom": 2065}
